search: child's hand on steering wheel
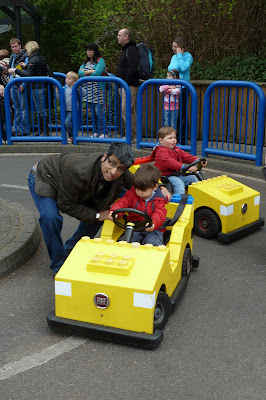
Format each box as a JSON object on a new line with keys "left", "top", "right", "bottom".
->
{"left": 145, "top": 223, "right": 155, "bottom": 232}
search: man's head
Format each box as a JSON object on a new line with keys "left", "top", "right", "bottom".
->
{"left": 10, "top": 38, "right": 22, "bottom": 55}
{"left": 158, "top": 126, "right": 177, "bottom": 149}
{"left": 101, "top": 143, "right": 135, "bottom": 181}
{"left": 117, "top": 29, "right": 131, "bottom": 46}
{"left": 134, "top": 164, "right": 160, "bottom": 200}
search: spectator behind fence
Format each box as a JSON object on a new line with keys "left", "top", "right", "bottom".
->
{"left": 56, "top": 71, "right": 86, "bottom": 144}
{"left": 151, "top": 126, "right": 207, "bottom": 195}
{"left": 9, "top": 41, "right": 50, "bottom": 137}
{"left": 116, "top": 28, "right": 139, "bottom": 142}
{"left": 0, "top": 49, "right": 10, "bottom": 87}
{"left": 78, "top": 42, "right": 107, "bottom": 138}
{"left": 159, "top": 69, "right": 181, "bottom": 130}
{"left": 168, "top": 37, "right": 193, "bottom": 144}
{"left": 8, "top": 38, "right": 30, "bottom": 135}
{"left": 109, "top": 164, "right": 168, "bottom": 246}
{"left": 0, "top": 84, "right": 7, "bottom": 144}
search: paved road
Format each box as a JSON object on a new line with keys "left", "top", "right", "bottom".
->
{"left": 0, "top": 154, "right": 265, "bottom": 400}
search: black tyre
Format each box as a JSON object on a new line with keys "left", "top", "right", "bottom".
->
{"left": 182, "top": 248, "right": 192, "bottom": 276}
{"left": 194, "top": 208, "right": 221, "bottom": 239}
{"left": 154, "top": 291, "right": 171, "bottom": 331}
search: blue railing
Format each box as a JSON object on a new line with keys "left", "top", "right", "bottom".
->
{"left": 72, "top": 76, "right": 132, "bottom": 144}
{"left": 4, "top": 76, "right": 67, "bottom": 144}
{"left": 136, "top": 79, "right": 198, "bottom": 155}
{"left": 202, "top": 81, "right": 265, "bottom": 166}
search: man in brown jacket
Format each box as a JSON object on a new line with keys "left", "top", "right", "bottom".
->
{"left": 28, "top": 143, "right": 135, "bottom": 274}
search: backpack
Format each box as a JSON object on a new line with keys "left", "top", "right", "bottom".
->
{"left": 136, "top": 42, "right": 155, "bottom": 80}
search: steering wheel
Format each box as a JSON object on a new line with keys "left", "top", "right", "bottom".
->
{"left": 181, "top": 157, "right": 207, "bottom": 177}
{"left": 112, "top": 208, "right": 152, "bottom": 232}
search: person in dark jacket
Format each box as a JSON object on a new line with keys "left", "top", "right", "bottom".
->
{"left": 9, "top": 41, "right": 49, "bottom": 136}
{"left": 28, "top": 143, "right": 135, "bottom": 274}
{"left": 116, "top": 28, "right": 139, "bottom": 141}
{"left": 8, "top": 38, "right": 30, "bottom": 135}
{"left": 0, "top": 84, "right": 7, "bottom": 143}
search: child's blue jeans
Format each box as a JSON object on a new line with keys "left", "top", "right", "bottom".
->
{"left": 168, "top": 174, "right": 198, "bottom": 195}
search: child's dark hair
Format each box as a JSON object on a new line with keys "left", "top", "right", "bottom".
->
{"left": 84, "top": 42, "right": 101, "bottom": 63}
{"left": 168, "top": 69, "right": 179, "bottom": 79}
{"left": 157, "top": 126, "right": 176, "bottom": 139}
{"left": 134, "top": 164, "right": 161, "bottom": 191}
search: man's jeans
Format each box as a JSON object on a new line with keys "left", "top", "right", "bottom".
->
{"left": 28, "top": 171, "right": 103, "bottom": 272}
{"left": 168, "top": 174, "right": 198, "bottom": 195}
{"left": 11, "top": 85, "right": 31, "bottom": 134}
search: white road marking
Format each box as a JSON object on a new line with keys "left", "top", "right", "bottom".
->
{"left": 0, "top": 336, "right": 86, "bottom": 381}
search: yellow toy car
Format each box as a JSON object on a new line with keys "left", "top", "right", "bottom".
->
{"left": 47, "top": 193, "right": 199, "bottom": 349}
{"left": 136, "top": 156, "right": 264, "bottom": 243}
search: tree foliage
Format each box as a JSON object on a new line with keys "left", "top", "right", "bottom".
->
{"left": 0, "top": 0, "right": 264, "bottom": 80}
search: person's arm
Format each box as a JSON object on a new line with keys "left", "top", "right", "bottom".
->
{"left": 90, "top": 57, "right": 106, "bottom": 76}
{"left": 148, "top": 200, "right": 167, "bottom": 231}
{"left": 156, "top": 147, "right": 184, "bottom": 171}
{"left": 109, "top": 187, "right": 134, "bottom": 219}
{"left": 78, "top": 63, "right": 86, "bottom": 77}
{"left": 159, "top": 85, "right": 170, "bottom": 93}
{"left": 174, "top": 53, "right": 193, "bottom": 73}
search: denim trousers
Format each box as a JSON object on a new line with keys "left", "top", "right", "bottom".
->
{"left": 88, "top": 102, "right": 106, "bottom": 135}
{"left": 130, "top": 230, "right": 164, "bottom": 246}
{"left": 65, "top": 111, "right": 73, "bottom": 137}
{"left": 28, "top": 171, "right": 103, "bottom": 272}
{"left": 168, "top": 174, "right": 198, "bottom": 195}
{"left": 164, "top": 110, "right": 179, "bottom": 130}
{"left": 11, "top": 85, "right": 31, "bottom": 133}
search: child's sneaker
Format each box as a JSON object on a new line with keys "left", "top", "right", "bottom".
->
{"left": 67, "top": 137, "right": 73, "bottom": 144}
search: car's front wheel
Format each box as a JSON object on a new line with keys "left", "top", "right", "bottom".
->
{"left": 154, "top": 291, "right": 171, "bottom": 331}
{"left": 182, "top": 248, "right": 192, "bottom": 276}
{"left": 194, "top": 208, "right": 221, "bottom": 239}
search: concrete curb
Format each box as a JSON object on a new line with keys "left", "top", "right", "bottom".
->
{"left": 0, "top": 197, "right": 41, "bottom": 278}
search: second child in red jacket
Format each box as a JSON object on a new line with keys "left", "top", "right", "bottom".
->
{"left": 151, "top": 126, "right": 207, "bottom": 195}
{"left": 109, "top": 164, "right": 168, "bottom": 246}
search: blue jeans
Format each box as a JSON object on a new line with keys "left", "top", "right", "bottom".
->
{"left": 168, "top": 174, "right": 198, "bottom": 195}
{"left": 28, "top": 171, "right": 103, "bottom": 272}
{"left": 65, "top": 111, "right": 73, "bottom": 137}
{"left": 130, "top": 230, "right": 164, "bottom": 246}
{"left": 88, "top": 102, "right": 106, "bottom": 136}
{"left": 11, "top": 84, "right": 31, "bottom": 134}
{"left": 164, "top": 110, "right": 179, "bottom": 130}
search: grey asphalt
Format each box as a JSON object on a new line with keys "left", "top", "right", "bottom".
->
{"left": 0, "top": 141, "right": 265, "bottom": 279}
{"left": 0, "top": 148, "right": 265, "bottom": 400}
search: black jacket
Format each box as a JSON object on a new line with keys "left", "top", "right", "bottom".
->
{"left": 15, "top": 51, "right": 48, "bottom": 77}
{"left": 116, "top": 40, "right": 139, "bottom": 86}
{"left": 8, "top": 49, "right": 28, "bottom": 69}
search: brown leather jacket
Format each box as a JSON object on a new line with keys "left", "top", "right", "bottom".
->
{"left": 34, "top": 152, "right": 134, "bottom": 223}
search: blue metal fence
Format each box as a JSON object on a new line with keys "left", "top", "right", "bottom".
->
{"left": 4, "top": 76, "right": 67, "bottom": 144}
{"left": 202, "top": 81, "right": 265, "bottom": 166}
{"left": 136, "top": 79, "right": 198, "bottom": 155}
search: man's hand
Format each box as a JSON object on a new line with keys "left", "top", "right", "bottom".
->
{"left": 160, "top": 186, "right": 172, "bottom": 201}
{"left": 145, "top": 223, "right": 155, "bottom": 232}
{"left": 98, "top": 210, "right": 111, "bottom": 221}
{"left": 107, "top": 210, "right": 113, "bottom": 220}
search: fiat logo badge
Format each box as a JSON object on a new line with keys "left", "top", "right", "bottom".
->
{"left": 94, "top": 293, "right": 110, "bottom": 309}
{"left": 241, "top": 203, "right": 248, "bottom": 214}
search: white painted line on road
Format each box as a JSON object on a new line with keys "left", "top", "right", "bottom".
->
{"left": 0, "top": 336, "right": 86, "bottom": 381}
{"left": 0, "top": 184, "right": 28, "bottom": 190}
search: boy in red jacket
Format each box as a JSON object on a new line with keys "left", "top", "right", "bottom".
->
{"left": 151, "top": 126, "right": 207, "bottom": 195}
{"left": 109, "top": 164, "right": 167, "bottom": 246}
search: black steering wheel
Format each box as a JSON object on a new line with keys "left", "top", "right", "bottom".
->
{"left": 112, "top": 208, "right": 152, "bottom": 232}
{"left": 181, "top": 157, "right": 207, "bottom": 178}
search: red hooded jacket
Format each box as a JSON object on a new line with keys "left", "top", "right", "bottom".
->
{"left": 150, "top": 145, "right": 198, "bottom": 176}
{"left": 110, "top": 186, "right": 168, "bottom": 231}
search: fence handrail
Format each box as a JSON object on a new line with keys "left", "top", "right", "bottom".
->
{"left": 136, "top": 79, "right": 198, "bottom": 154}
{"left": 202, "top": 80, "right": 266, "bottom": 166}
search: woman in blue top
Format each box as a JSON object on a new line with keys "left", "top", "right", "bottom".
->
{"left": 78, "top": 43, "right": 107, "bottom": 138}
{"left": 168, "top": 37, "right": 193, "bottom": 144}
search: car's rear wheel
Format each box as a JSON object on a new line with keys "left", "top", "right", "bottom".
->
{"left": 194, "top": 208, "right": 221, "bottom": 239}
{"left": 154, "top": 291, "right": 171, "bottom": 331}
{"left": 182, "top": 248, "right": 192, "bottom": 276}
